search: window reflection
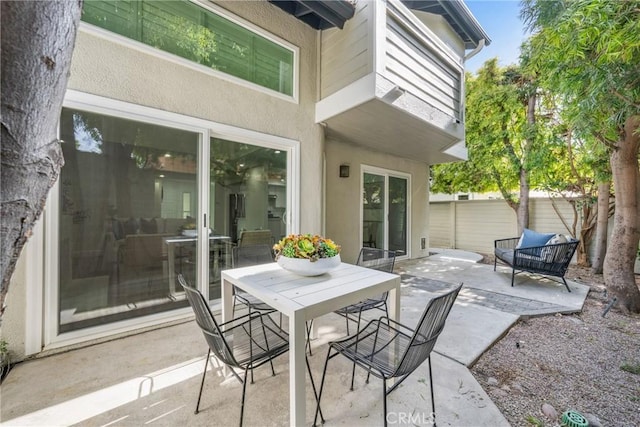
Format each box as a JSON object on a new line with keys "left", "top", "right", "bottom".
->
{"left": 59, "top": 109, "right": 198, "bottom": 332}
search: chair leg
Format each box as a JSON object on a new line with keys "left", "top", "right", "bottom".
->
{"left": 258, "top": 314, "right": 277, "bottom": 377}
{"left": 305, "top": 320, "right": 314, "bottom": 356}
{"left": 306, "top": 355, "right": 324, "bottom": 424}
{"left": 511, "top": 268, "right": 515, "bottom": 287}
{"left": 562, "top": 277, "right": 572, "bottom": 292}
{"left": 349, "top": 310, "right": 364, "bottom": 391}
{"left": 314, "top": 347, "right": 333, "bottom": 427}
{"left": 366, "top": 305, "right": 388, "bottom": 385}
{"left": 195, "top": 349, "right": 211, "bottom": 414}
{"left": 345, "top": 313, "right": 350, "bottom": 335}
{"left": 428, "top": 357, "right": 436, "bottom": 427}
{"left": 493, "top": 257, "right": 497, "bottom": 271}
{"left": 239, "top": 367, "right": 249, "bottom": 427}
{"left": 383, "top": 378, "right": 388, "bottom": 427}
{"left": 248, "top": 308, "right": 255, "bottom": 384}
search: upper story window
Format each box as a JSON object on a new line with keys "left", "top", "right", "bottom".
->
{"left": 82, "top": 0, "right": 294, "bottom": 96}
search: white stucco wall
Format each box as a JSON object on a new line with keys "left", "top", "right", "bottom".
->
{"left": 325, "top": 139, "right": 431, "bottom": 263}
{"left": 5, "top": 0, "right": 324, "bottom": 359}
{"left": 3, "top": 245, "right": 28, "bottom": 359}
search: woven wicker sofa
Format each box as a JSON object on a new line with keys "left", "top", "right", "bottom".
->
{"left": 494, "top": 236, "right": 579, "bottom": 292}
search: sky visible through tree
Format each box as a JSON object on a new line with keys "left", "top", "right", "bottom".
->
{"left": 465, "top": 0, "right": 529, "bottom": 74}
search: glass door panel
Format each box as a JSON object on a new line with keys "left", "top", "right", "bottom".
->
{"left": 362, "top": 173, "right": 385, "bottom": 249}
{"left": 208, "top": 137, "right": 287, "bottom": 299}
{"left": 388, "top": 176, "right": 407, "bottom": 256}
{"left": 58, "top": 108, "right": 198, "bottom": 333}
{"left": 362, "top": 171, "right": 408, "bottom": 256}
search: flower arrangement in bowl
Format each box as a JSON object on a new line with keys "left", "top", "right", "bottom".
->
{"left": 273, "top": 234, "right": 341, "bottom": 276}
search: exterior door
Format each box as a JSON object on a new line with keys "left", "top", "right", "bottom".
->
{"left": 362, "top": 169, "right": 409, "bottom": 257}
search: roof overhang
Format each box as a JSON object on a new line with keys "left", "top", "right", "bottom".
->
{"left": 267, "top": 0, "right": 356, "bottom": 30}
{"left": 317, "top": 74, "right": 467, "bottom": 165}
{"left": 401, "top": 0, "right": 491, "bottom": 49}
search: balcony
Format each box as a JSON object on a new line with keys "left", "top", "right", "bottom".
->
{"left": 316, "top": 0, "right": 487, "bottom": 164}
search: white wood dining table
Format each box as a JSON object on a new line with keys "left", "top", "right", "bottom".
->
{"left": 221, "top": 261, "right": 401, "bottom": 427}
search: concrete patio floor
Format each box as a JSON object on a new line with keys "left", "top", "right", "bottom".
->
{"left": 0, "top": 254, "right": 590, "bottom": 426}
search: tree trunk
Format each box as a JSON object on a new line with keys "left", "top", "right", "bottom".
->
{"left": 517, "top": 168, "right": 530, "bottom": 235}
{"left": 592, "top": 181, "right": 611, "bottom": 274}
{"left": 516, "top": 92, "right": 536, "bottom": 235}
{"left": 0, "top": 1, "right": 83, "bottom": 318}
{"left": 603, "top": 116, "right": 640, "bottom": 313}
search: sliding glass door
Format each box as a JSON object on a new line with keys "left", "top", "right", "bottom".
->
{"left": 55, "top": 102, "right": 294, "bottom": 337}
{"left": 362, "top": 169, "right": 409, "bottom": 257}
{"left": 58, "top": 108, "right": 198, "bottom": 332}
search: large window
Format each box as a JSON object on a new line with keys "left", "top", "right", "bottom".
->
{"left": 82, "top": 0, "right": 294, "bottom": 96}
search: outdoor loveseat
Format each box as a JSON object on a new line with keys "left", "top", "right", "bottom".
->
{"left": 494, "top": 230, "right": 579, "bottom": 292}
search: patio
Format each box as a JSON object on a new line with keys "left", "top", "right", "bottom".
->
{"left": 0, "top": 254, "right": 589, "bottom": 426}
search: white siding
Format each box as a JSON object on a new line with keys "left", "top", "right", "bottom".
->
{"left": 320, "top": 1, "right": 374, "bottom": 98}
{"left": 384, "top": 0, "right": 463, "bottom": 120}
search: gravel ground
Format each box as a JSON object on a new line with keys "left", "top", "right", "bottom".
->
{"left": 471, "top": 264, "right": 640, "bottom": 427}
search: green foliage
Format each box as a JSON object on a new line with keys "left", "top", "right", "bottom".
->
{"left": 524, "top": 415, "right": 545, "bottom": 427}
{"left": 273, "top": 234, "right": 340, "bottom": 261}
{"left": 431, "top": 60, "right": 557, "bottom": 200}
{"left": 620, "top": 362, "right": 640, "bottom": 375}
{"left": 522, "top": 0, "right": 640, "bottom": 138}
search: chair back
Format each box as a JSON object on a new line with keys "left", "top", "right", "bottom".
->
{"left": 238, "top": 230, "right": 273, "bottom": 247}
{"left": 178, "top": 274, "right": 240, "bottom": 368}
{"left": 394, "top": 283, "right": 462, "bottom": 377}
{"left": 356, "top": 248, "right": 396, "bottom": 273}
{"left": 232, "top": 244, "right": 274, "bottom": 268}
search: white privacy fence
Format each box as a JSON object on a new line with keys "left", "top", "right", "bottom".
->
{"left": 428, "top": 198, "right": 582, "bottom": 255}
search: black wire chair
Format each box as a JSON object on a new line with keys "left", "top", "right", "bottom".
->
{"left": 231, "top": 245, "right": 278, "bottom": 317}
{"left": 314, "top": 283, "right": 463, "bottom": 427}
{"left": 230, "top": 244, "right": 282, "bottom": 382}
{"left": 335, "top": 248, "right": 396, "bottom": 335}
{"left": 179, "top": 274, "right": 289, "bottom": 426}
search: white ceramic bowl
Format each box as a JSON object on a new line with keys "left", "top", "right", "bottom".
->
{"left": 277, "top": 254, "right": 341, "bottom": 276}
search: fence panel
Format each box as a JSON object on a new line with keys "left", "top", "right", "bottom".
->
{"left": 429, "top": 198, "right": 579, "bottom": 256}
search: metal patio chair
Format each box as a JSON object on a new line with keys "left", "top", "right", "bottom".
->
{"left": 230, "top": 244, "right": 283, "bottom": 380}
{"left": 231, "top": 244, "right": 278, "bottom": 318}
{"left": 305, "top": 248, "right": 396, "bottom": 358}
{"left": 179, "top": 274, "right": 289, "bottom": 426}
{"left": 313, "top": 283, "right": 463, "bottom": 427}
{"left": 335, "top": 248, "right": 396, "bottom": 335}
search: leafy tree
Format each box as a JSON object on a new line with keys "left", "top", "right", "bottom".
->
{"left": 521, "top": 0, "right": 640, "bottom": 312}
{"left": 539, "top": 119, "right": 613, "bottom": 267}
{"left": 431, "top": 59, "right": 555, "bottom": 234}
{"left": 1, "top": 1, "right": 83, "bottom": 319}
